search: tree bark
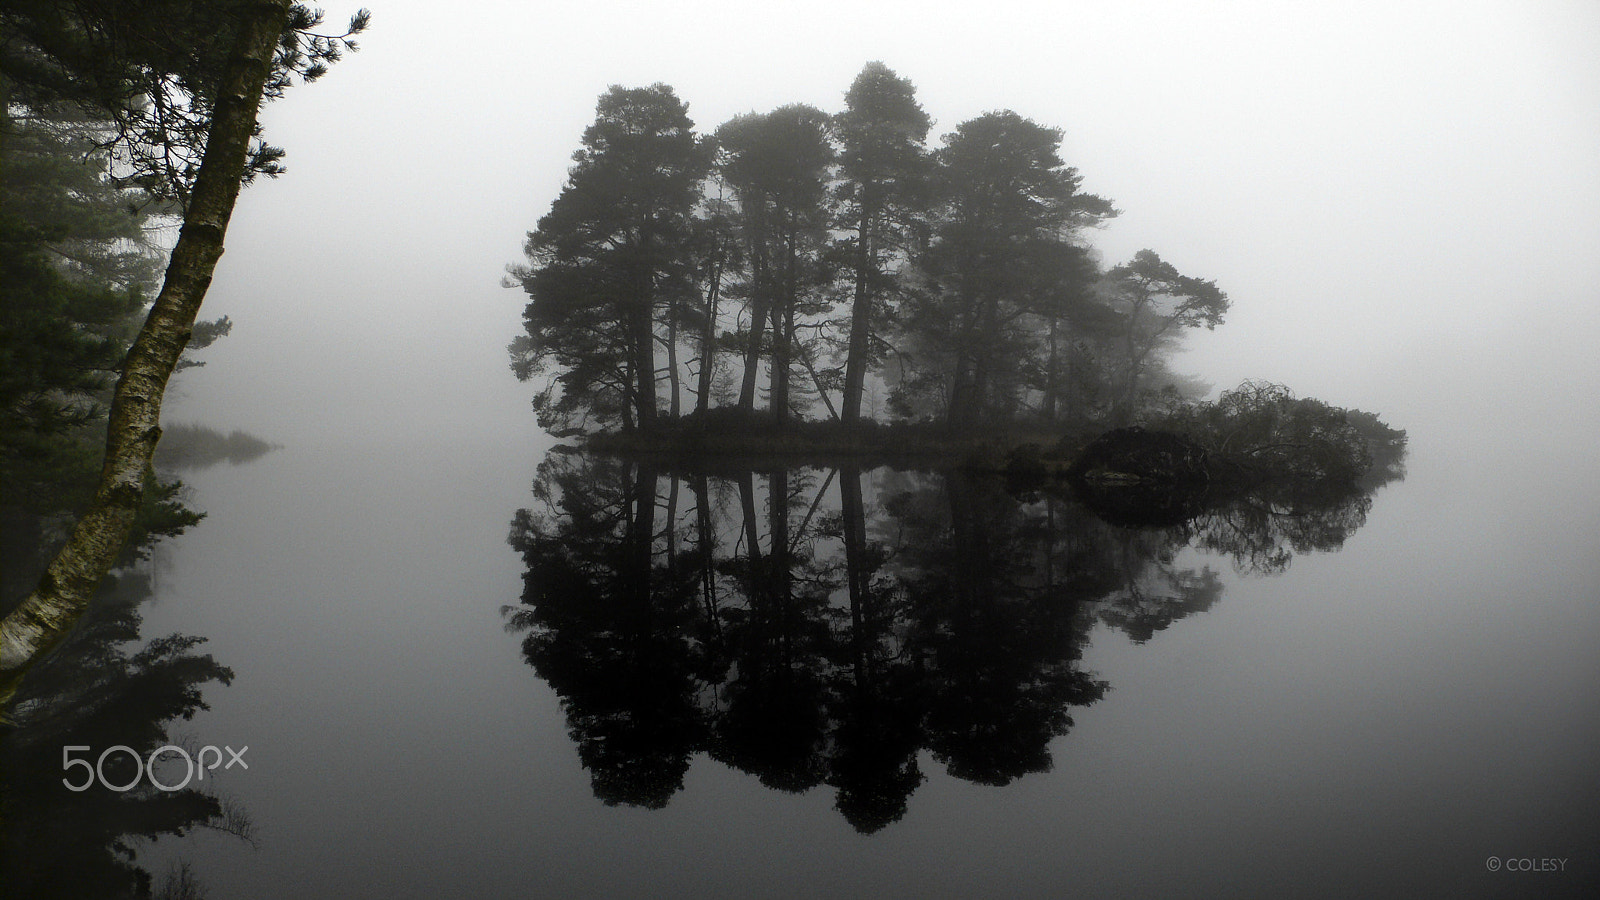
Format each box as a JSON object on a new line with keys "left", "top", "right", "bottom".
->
{"left": 770, "top": 226, "right": 796, "bottom": 429}
{"left": 665, "top": 300, "right": 681, "bottom": 420}
{"left": 629, "top": 318, "right": 655, "bottom": 431}
{"left": 841, "top": 200, "right": 876, "bottom": 425}
{"left": 737, "top": 235, "right": 771, "bottom": 412}
{"left": 0, "top": 0, "right": 292, "bottom": 708}
{"left": 694, "top": 256, "right": 721, "bottom": 417}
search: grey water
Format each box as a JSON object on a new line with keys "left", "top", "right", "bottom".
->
{"left": 10, "top": 340, "right": 1600, "bottom": 898}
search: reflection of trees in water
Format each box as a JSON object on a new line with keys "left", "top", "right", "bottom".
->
{"left": 507, "top": 451, "right": 1387, "bottom": 831}
{"left": 1, "top": 418, "right": 273, "bottom": 894}
{"left": 1190, "top": 480, "right": 1376, "bottom": 576}
{"left": 0, "top": 570, "right": 245, "bottom": 898}
{"left": 154, "top": 424, "right": 280, "bottom": 472}
{"left": 507, "top": 456, "right": 705, "bottom": 808}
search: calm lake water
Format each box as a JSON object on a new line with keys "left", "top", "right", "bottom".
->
{"left": 5, "top": 369, "right": 1598, "bottom": 898}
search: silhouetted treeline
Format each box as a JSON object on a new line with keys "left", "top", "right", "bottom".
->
{"left": 505, "top": 449, "right": 1393, "bottom": 830}
{"left": 508, "top": 65, "right": 1228, "bottom": 436}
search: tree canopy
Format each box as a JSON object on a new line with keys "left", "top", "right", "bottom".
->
{"left": 508, "top": 84, "right": 712, "bottom": 433}
{"left": 0, "top": 1, "right": 367, "bottom": 706}
{"left": 511, "top": 64, "right": 1228, "bottom": 438}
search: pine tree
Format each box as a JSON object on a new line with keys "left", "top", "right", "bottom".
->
{"left": 510, "top": 85, "right": 711, "bottom": 433}
{"left": 833, "top": 63, "right": 932, "bottom": 425}
{"left": 714, "top": 105, "right": 834, "bottom": 427}
{"left": 1103, "top": 249, "right": 1228, "bottom": 420}
{"left": 905, "top": 111, "right": 1115, "bottom": 427}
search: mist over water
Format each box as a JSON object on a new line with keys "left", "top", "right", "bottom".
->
{"left": 5, "top": 1, "right": 1598, "bottom": 896}
{"left": 109, "top": 291, "right": 1597, "bottom": 896}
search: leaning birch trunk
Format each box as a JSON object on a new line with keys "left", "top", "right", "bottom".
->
{"left": 0, "top": 1, "right": 292, "bottom": 710}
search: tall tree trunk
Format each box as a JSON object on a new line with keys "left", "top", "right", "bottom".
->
{"left": 946, "top": 281, "right": 984, "bottom": 429}
{"left": 0, "top": 1, "right": 291, "bottom": 707}
{"left": 771, "top": 227, "right": 795, "bottom": 429}
{"left": 694, "top": 257, "right": 721, "bottom": 416}
{"left": 620, "top": 357, "right": 637, "bottom": 432}
{"left": 631, "top": 301, "right": 657, "bottom": 433}
{"left": 968, "top": 288, "right": 1003, "bottom": 426}
{"left": 1116, "top": 329, "right": 1149, "bottom": 427}
{"left": 737, "top": 247, "right": 770, "bottom": 412}
{"left": 632, "top": 218, "right": 660, "bottom": 431}
{"left": 841, "top": 201, "right": 876, "bottom": 425}
{"left": 1065, "top": 340, "right": 1085, "bottom": 423}
{"left": 665, "top": 301, "right": 681, "bottom": 420}
{"left": 971, "top": 355, "right": 992, "bottom": 426}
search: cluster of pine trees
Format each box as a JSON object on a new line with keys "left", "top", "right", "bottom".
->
{"left": 509, "top": 63, "right": 1230, "bottom": 436}
{"left": 0, "top": 43, "right": 225, "bottom": 601}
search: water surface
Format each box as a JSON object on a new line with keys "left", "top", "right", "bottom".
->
{"left": 7, "top": 376, "right": 1597, "bottom": 899}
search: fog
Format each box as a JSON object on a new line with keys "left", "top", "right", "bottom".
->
{"left": 60, "top": 4, "right": 1596, "bottom": 893}
{"left": 171, "top": 0, "right": 1600, "bottom": 467}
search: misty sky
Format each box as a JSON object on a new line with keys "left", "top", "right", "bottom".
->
{"left": 89, "top": 6, "right": 1596, "bottom": 891}
{"left": 175, "top": 0, "right": 1600, "bottom": 457}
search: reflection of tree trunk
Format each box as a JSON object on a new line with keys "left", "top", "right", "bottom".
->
{"left": 768, "top": 470, "right": 789, "bottom": 563}
{"left": 738, "top": 471, "right": 761, "bottom": 565}
{"left": 628, "top": 461, "right": 658, "bottom": 622}
{"left": 840, "top": 465, "right": 869, "bottom": 688}
{"left": 0, "top": 2, "right": 292, "bottom": 704}
{"left": 692, "top": 474, "right": 720, "bottom": 634}
{"left": 664, "top": 473, "right": 679, "bottom": 566}
{"left": 945, "top": 470, "right": 981, "bottom": 603}
{"left": 767, "top": 470, "right": 791, "bottom": 662}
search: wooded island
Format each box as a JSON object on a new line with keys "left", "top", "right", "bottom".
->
{"left": 508, "top": 65, "right": 1404, "bottom": 488}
